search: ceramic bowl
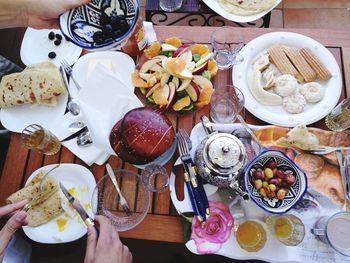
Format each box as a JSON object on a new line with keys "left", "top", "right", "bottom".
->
{"left": 59, "top": 0, "right": 139, "bottom": 50}
{"left": 244, "top": 150, "right": 307, "bottom": 214}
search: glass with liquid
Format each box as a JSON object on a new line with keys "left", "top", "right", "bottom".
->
{"left": 325, "top": 98, "right": 350, "bottom": 131}
{"left": 210, "top": 85, "right": 245, "bottom": 124}
{"left": 266, "top": 214, "right": 305, "bottom": 246}
{"left": 236, "top": 220, "right": 267, "bottom": 252}
{"left": 211, "top": 27, "right": 244, "bottom": 70}
{"left": 21, "top": 124, "right": 61, "bottom": 155}
{"left": 311, "top": 212, "right": 350, "bottom": 257}
{"left": 159, "top": 0, "right": 183, "bottom": 12}
{"left": 140, "top": 164, "right": 169, "bottom": 192}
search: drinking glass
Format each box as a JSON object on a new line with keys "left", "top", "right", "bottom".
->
{"left": 236, "top": 220, "right": 267, "bottom": 252}
{"left": 159, "top": 0, "right": 183, "bottom": 12}
{"left": 211, "top": 27, "right": 244, "bottom": 70}
{"left": 210, "top": 85, "right": 245, "bottom": 124}
{"left": 266, "top": 214, "right": 305, "bottom": 246}
{"left": 325, "top": 98, "right": 350, "bottom": 131}
{"left": 21, "top": 124, "right": 61, "bottom": 155}
{"left": 311, "top": 212, "right": 350, "bottom": 257}
{"left": 141, "top": 164, "right": 169, "bottom": 192}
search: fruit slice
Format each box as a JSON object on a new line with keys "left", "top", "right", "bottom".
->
{"left": 195, "top": 85, "right": 214, "bottom": 108}
{"left": 179, "top": 50, "right": 193, "bottom": 63}
{"left": 140, "top": 57, "right": 163, "bottom": 73}
{"left": 173, "top": 44, "right": 192, "bottom": 57}
{"left": 172, "top": 77, "right": 179, "bottom": 89}
{"left": 160, "top": 73, "right": 171, "bottom": 87}
{"left": 176, "top": 66, "right": 193, "bottom": 80}
{"left": 185, "top": 82, "right": 200, "bottom": 102}
{"left": 144, "top": 41, "right": 161, "bottom": 59}
{"left": 165, "top": 37, "right": 182, "bottom": 48}
{"left": 166, "top": 82, "right": 176, "bottom": 108}
{"left": 172, "top": 96, "right": 191, "bottom": 111}
{"left": 192, "top": 75, "right": 213, "bottom": 90}
{"left": 139, "top": 73, "right": 152, "bottom": 81}
{"left": 149, "top": 63, "right": 165, "bottom": 73}
{"left": 208, "top": 60, "right": 218, "bottom": 77}
{"left": 196, "top": 52, "right": 213, "bottom": 67}
{"left": 161, "top": 43, "right": 177, "bottom": 52}
{"left": 192, "top": 62, "right": 208, "bottom": 75}
{"left": 177, "top": 79, "right": 191, "bottom": 91}
{"left": 191, "top": 44, "right": 209, "bottom": 55}
{"left": 132, "top": 70, "right": 148, "bottom": 88}
{"left": 166, "top": 58, "right": 187, "bottom": 75}
{"left": 146, "top": 76, "right": 158, "bottom": 87}
{"left": 145, "top": 83, "right": 161, "bottom": 98}
{"left": 153, "top": 85, "right": 169, "bottom": 106}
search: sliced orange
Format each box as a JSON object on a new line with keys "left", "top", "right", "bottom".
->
{"left": 132, "top": 70, "right": 148, "bottom": 88}
{"left": 166, "top": 58, "right": 187, "bottom": 75}
{"left": 165, "top": 37, "right": 182, "bottom": 48}
{"left": 172, "top": 96, "right": 191, "bottom": 111}
{"left": 191, "top": 44, "right": 209, "bottom": 55}
{"left": 207, "top": 60, "right": 218, "bottom": 77}
{"left": 195, "top": 86, "right": 214, "bottom": 108}
{"left": 153, "top": 87, "right": 168, "bottom": 106}
{"left": 144, "top": 41, "right": 161, "bottom": 59}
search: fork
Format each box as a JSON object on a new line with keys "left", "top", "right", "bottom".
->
{"left": 310, "top": 146, "right": 350, "bottom": 155}
{"left": 22, "top": 164, "right": 60, "bottom": 212}
{"left": 60, "top": 59, "right": 82, "bottom": 91}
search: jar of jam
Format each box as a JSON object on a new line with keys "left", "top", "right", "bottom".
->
{"left": 121, "top": 16, "right": 148, "bottom": 56}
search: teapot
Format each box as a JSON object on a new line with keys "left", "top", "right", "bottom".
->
{"left": 194, "top": 116, "right": 249, "bottom": 200}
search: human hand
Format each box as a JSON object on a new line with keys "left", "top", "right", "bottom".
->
{"left": 23, "top": 0, "right": 90, "bottom": 29}
{"left": 84, "top": 216, "right": 132, "bottom": 263}
{"left": 0, "top": 200, "right": 28, "bottom": 262}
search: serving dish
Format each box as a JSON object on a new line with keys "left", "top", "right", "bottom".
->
{"left": 22, "top": 163, "right": 96, "bottom": 244}
{"left": 234, "top": 32, "right": 342, "bottom": 127}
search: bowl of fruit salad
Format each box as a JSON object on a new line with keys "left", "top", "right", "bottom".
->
{"left": 244, "top": 150, "right": 307, "bottom": 214}
{"left": 59, "top": 0, "right": 139, "bottom": 50}
{"left": 132, "top": 37, "right": 218, "bottom": 112}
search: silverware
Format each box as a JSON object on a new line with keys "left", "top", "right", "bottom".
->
{"left": 61, "top": 126, "right": 88, "bottom": 143}
{"left": 76, "top": 129, "right": 93, "bottom": 147}
{"left": 59, "top": 65, "right": 80, "bottom": 116}
{"left": 22, "top": 164, "right": 60, "bottom": 212}
{"left": 311, "top": 146, "right": 350, "bottom": 155}
{"left": 60, "top": 59, "right": 82, "bottom": 91}
{"left": 106, "top": 164, "right": 132, "bottom": 216}
{"left": 336, "top": 151, "right": 350, "bottom": 212}
{"left": 345, "top": 156, "right": 350, "bottom": 210}
{"left": 60, "top": 182, "right": 99, "bottom": 234}
{"left": 68, "top": 122, "right": 85, "bottom": 133}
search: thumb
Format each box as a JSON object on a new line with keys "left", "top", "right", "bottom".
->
{"left": 65, "top": 0, "right": 91, "bottom": 10}
{"left": 0, "top": 211, "right": 27, "bottom": 252}
{"left": 84, "top": 226, "right": 97, "bottom": 263}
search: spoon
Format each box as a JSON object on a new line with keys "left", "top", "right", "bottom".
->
{"left": 59, "top": 66, "right": 81, "bottom": 116}
{"left": 76, "top": 130, "right": 93, "bottom": 147}
{"left": 68, "top": 122, "right": 85, "bottom": 133}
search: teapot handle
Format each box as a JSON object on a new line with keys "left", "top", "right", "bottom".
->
{"left": 229, "top": 180, "right": 249, "bottom": 200}
{"left": 200, "top": 116, "right": 214, "bottom": 136}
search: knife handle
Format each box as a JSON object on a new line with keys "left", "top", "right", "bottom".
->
{"left": 191, "top": 183, "right": 206, "bottom": 222}
{"left": 85, "top": 218, "right": 99, "bottom": 236}
{"left": 197, "top": 175, "right": 210, "bottom": 216}
{"left": 184, "top": 173, "right": 203, "bottom": 222}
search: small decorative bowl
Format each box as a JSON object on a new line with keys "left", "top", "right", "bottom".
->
{"left": 59, "top": 0, "right": 139, "bottom": 50}
{"left": 244, "top": 150, "right": 307, "bottom": 214}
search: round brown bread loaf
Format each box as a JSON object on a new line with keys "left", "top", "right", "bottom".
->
{"left": 121, "top": 107, "right": 175, "bottom": 158}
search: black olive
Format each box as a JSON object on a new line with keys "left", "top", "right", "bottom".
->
{"left": 104, "top": 24, "right": 113, "bottom": 34}
{"left": 55, "top": 33, "right": 62, "bottom": 40}
{"left": 48, "top": 52, "right": 56, "bottom": 59}
{"left": 93, "top": 31, "right": 105, "bottom": 44}
{"left": 100, "top": 13, "right": 110, "bottom": 26}
{"left": 48, "top": 31, "right": 55, "bottom": 40}
{"left": 54, "top": 40, "right": 61, "bottom": 46}
{"left": 64, "top": 35, "right": 70, "bottom": 42}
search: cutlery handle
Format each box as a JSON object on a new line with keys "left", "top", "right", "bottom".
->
{"left": 197, "top": 175, "right": 210, "bottom": 215}
{"left": 184, "top": 173, "right": 203, "bottom": 222}
{"left": 191, "top": 183, "right": 206, "bottom": 221}
{"left": 60, "top": 126, "right": 88, "bottom": 142}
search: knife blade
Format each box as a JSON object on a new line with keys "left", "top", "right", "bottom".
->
{"left": 60, "top": 182, "right": 99, "bottom": 234}
{"left": 336, "top": 151, "right": 350, "bottom": 212}
{"left": 60, "top": 126, "right": 88, "bottom": 142}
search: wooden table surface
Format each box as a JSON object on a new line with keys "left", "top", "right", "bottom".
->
{"left": 1, "top": 26, "right": 350, "bottom": 244}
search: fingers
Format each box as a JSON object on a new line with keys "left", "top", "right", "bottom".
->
{"left": 84, "top": 226, "right": 97, "bottom": 263}
{"left": 0, "top": 200, "right": 28, "bottom": 218}
{"left": 95, "top": 216, "right": 113, "bottom": 244}
{"left": 122, "top": 244, "right": 133, "bottom": 263}
{"left": 0, "top": 211, "right": 27, "bottom": 253}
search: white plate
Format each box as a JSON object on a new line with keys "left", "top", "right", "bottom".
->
{"left": 22, "top": 163, "right": 96, "bottom": 244}
{"left": 0, "top": 91, "right": 68, "bottom": 133}
{"left": 203, "top": 0, "right": 281, "bottom": 23}
{"left": 20, "top": 27, "right": 82, "bottom": 67}
{"left": 69, "top": 51, "right": 135, "bottom": 96}
{"left": 234, "top": 32, "right": 342, "bottom": 127}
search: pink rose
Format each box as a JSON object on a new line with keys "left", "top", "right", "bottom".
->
{"left": 191, "top": 201, "right": 234, "bottom": 254}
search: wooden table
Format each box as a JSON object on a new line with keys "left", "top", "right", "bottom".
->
{"left": 1, "top": 26, "right": 350, "bottom": 246}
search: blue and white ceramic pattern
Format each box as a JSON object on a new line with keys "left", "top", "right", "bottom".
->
{"left": 59, "top": 0, "right": 139, "bottom": 50}
{"left": 244, "top": 150, "right": 307, "bottom": 214}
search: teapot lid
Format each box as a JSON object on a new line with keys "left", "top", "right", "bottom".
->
{"left": 203, "top": 133, "right": 246, "bottom": 175}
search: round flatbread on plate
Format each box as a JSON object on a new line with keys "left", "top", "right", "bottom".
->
{"left": 234, "top": 32, "right": 342, "bottom": 127}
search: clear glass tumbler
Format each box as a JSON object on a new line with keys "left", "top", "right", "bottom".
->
{"left": 236, "top": 220, "right": 267, "bottom": 252}
{"left": 211, "top": 26, "right": 244, "bottom": 70}
{"left": 325, "top": 98, "right": 350, "bottom": 131}
{"left": 21, "top": 124, "right": 61, "bottom": 155}
{"left": 210, "top": 85, "right": 245, "bottom": 124}
{"left": 159, "top": 0, "right": 183, "bottom": 12}
{"left": 141, "top": 164, "right": 169, "bottom": 192}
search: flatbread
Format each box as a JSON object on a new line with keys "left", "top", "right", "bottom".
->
{"left": 0, "top": 61, "right": 66, "bottom": 108}
{"left": 218, "top": 0, "right": 276, "bottom": 16}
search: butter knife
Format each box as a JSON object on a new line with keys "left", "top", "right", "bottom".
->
{"left": 336, "top": 151, "right": 350, "bottom": 212}
{"left": 60, "top": 182, "right": 99, "bottom": 234}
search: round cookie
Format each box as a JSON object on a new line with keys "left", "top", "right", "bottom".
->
{"left": 282, "top": 92, "right": 306, "bottom": 114}
{"left": 274, "top": 74, "right": 298, "bottom": 97}
{"left": 300, "top": 82, "right": 324, "bottom": 103}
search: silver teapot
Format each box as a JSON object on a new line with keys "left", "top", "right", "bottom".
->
{"left": 194, "top": 116, "right": 249, "bottom": 200}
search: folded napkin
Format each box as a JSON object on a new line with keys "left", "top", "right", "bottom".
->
{"left": 143, "top": 21, "right": 157, "bottom": 43}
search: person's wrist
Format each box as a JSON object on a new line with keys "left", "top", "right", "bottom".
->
{"left": 0, "top": 0, "right": 28, "bottom": 28}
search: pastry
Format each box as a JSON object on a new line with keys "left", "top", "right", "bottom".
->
{"left": 282, "top": 92, "right": 306, "bottom": 114}
{"left": 300, "top": 47, "right": 332, "bottom": 80}
{"left": 253, "top": 54, "right": 270, "bottom": 72}
{"left": 294, "top": 153, "right": 324, "bottom": 179}
{"left": 300, "top": 82, "right": 324, "bottom": 103}
{"left": 218, "top": 0, "right": 276, "bottom": 16}
{"left": 274, "top": 74, "right": 298, "bottom": 97}
{"left": 283, "top": 46, "right": 317, "bottom": 82}
{"left": 262, "top": 67, "right": 276, "bottom": 89}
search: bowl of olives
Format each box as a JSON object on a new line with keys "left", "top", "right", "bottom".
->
{"left": 244, "top": 150, "right": 307, "bottom": 214}
{"left": 59, "top": 0, "right": 139, "bottom": 50}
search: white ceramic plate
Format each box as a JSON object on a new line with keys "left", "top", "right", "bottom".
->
{"left": 22, "top": 163, "right": 96, "bottom": 244}
{"left": 0, "top": 91, "right": 68, "bottom": 133}
{"left": 234, "top": 32, "right": 342, "bottom": 127}
{"left": 69, "top": 51, "right": 135, "bottom": 96}
{"left": 20, "top": 27, "right": 82, "bottom": 67}
{"left": 203, "top": 0, "right": 281, "bottom": 23}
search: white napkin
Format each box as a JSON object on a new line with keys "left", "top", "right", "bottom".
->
{"left": 143, "top": 21, "right": 157, "bottom": 43}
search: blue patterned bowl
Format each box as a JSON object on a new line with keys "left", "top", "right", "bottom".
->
{"left": 59, "top": 0, "right": 139, "bottom": 50}
{"left": 244, "top": 150, "right": 307, "bottom": 214}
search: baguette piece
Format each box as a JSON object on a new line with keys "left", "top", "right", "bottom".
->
{"left": 268, "top": 45, "right": 304, "bottom": 83}
{"left": 283, "top": 46, "right": 317, "bottom": 82}
{"left": 300, "top": 47, "right": 332, "bottom": 81}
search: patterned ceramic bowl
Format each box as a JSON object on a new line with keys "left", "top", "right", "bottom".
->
{"left": 244, "top": 150, "right": 307, "bottom": 214}
{"left": 59, "top": 0, "right": 139, "bottom": 50}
